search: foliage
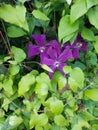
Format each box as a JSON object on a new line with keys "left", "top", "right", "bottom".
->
{"left": 0, "top": 0, "right": 98, "bottom": 130}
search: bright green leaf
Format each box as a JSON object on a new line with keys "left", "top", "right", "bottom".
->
{"left": 36, "top": 73, "right": 51, "bottom": 88}
{"left": 30, "top": 113, "right": 48, "bottom": 129}
{"left": 35, "top": 82, "right": 48, "bottom": 96}
{"left": 81, "top": 28, "right": 95, "bottom": 41}
{"left": 11, "top": 46, "right": 26, "bottom": 63}
{"left": 18, "top": 72, "right": 35, "bottom": 96}
{"left": 58, "top": 15, "right": 79, "bottom": 42}
{"left": 87, "top": 6, "right": 98, "bottom": 30}
{"left": 86, "top": 0, "right": 98, "bottom": 9}
{"left": 0, "top": 5, "right": 29, "bottom": 31}
{"left": 93, "top": 36, "right": 98, "bottom": 53}
{"left": 7, "top": 26, "right": 27, "bottom": 38}
{"left": 68, "top": 77, "right": 79, "bottom": 92}
{"left": 54, "top": 114, "right": 68, "bottom": 126}
{"left": 9, "top": 115, "right": 23, "bottom": 126}
{"left": 46, "top": 97, "right": 64, "bottom": 114}
{"left": 85, "top": 89, "right": 98, "bottom": 101}
{"left": 41, "top": 64, "right": 53, "bottom": 73}
{"left": 32, "top": 10, "right": 49, "bottom": 21}
{"left": 9, "top": 65, "right": 20, "bottom": 76}
{"left": 69, "top": 67, "right": 84, "bottom": 90}
{"left": 3, "top": 77, "right": 13, "bottom": 96}
{"left": 70, "top": 0, "right": 87, "bottom": 23}
{"left": 63, "top": 66, "right": 72, "bottom": 74}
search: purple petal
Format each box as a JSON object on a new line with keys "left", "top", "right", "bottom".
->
{"left": 32, "top": 34, "right": 46, "bottom": 46}
{"left": 80, "top": 42, "right": 88, "bottom": 52}
{"left": 72, "top": 48, "right": 79, "bottom": 59}
{"left": 41, "top": 56, "right": 54, "bottom": 65}
{"left": 58, "top": 63, "right": 67, "bottom": 74}
{"left": 47, "top": 40, "right": 61, "bottom": 55}
{"left": 49, "top": 66, "right": 56, "bottom": 79}
{"left": 47, "top": 46, "right": 58, "bottom": 59}
{"left": 58, "top": 47, "right": 73, "bottom": 62}
{"left": 27, "top": 43, "right": 39, "bottom": 58}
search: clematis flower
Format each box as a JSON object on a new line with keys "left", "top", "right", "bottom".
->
{"left": 63, "top": 33, "right": 88, "bottom": 59}
{"left": 41, "top": 46, "right": 73, "bottom": 77}
{"left": 27, "top": 34, "right": 61, "bottom": 60}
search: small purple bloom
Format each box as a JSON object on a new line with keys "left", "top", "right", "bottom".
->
{"left": 41, "top": 46, "right": 73, "bottom": 77}
{"left": 27, "top": 34, "right": 46, "bottom": 58}
{"left": 27, "top": 34, "right": 61, "bottom": 60}
{"left": 63, "top": 33, "right": 88, "bottom": 59}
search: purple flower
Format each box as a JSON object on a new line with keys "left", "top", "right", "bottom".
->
{"left": 41, "top": 46, "right": 73, "bottom": 77}
{"left": 63, "top": 33, "right": 88, "bottom": 59}
{"left": 27, "top": 34, "right": 61, "bottom": 60}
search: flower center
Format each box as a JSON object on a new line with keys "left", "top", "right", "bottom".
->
{"left": 77, "top": 42, "right": 82, "bottom": 48}
{"left": 54, "top": 61, "right": 60, "bottom": 67}
{"left": 40, "top": 46, "right": 45, "bottom": 53}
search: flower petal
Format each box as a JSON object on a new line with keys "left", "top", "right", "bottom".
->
{"left": 80, "top": 42, "right": 88, "bottom": 52}
{"left": 58, "top": 63, "right": 67, "bottom": 74}
{"left": 47, "top": 46, "right": 58, "bottom": 59}
{"left": 58, "top": 47, "right": 73, "bottom": 62}
{"left": 27, "top": 43, "right": 39, "bottom": 58}
{"left": 48, "top": 40, "right": 61, "bottom": 54}
{"left": 41, "top": 56, "right": 54, "bottom": 65}
{"left": 72, "top": 48, "right": 79, "bottom": 59}
{"left": 32, "top": 34, "right": 46, "bottom": 46}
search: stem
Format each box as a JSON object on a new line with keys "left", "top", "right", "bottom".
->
{"left": 0, "top": 31, "right": 10, "bottom": 53}
{"left": 1, "top": 20, "right": 11, "bottom": 53}
{"left": 64, "top": 82, "right": 94, "bottom": 107}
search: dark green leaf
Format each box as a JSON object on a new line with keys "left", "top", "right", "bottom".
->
{"left": 7, "top": 26, "right": 27, "bottom": 38}
{"left": 81, "top": 28, "right": 95, "bottom": 41}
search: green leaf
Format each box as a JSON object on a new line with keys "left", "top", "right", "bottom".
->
{"left": 93, "top": 36, "right": 98, "bottom": 53}
{"left": 68, "top": 77, "right": 79, "bottom": 92}
{"left": 9, "top": 115, "right": 23, "bottom": 126}
{"left": 18, "top": 72, "right": 35, "bottom": 96}
{"left": 58, "top": 15, "right": 79, "bottom": 42}
{"left": 3, "top": 77, "right": 13, "bottom": 96}
{"left": 9, "top": 65, "right": 20, "bottom": 76}
{"left": 86, "top": 51, "right": 97, "bottom": 65}
{"left": 81, "top": 28, "right": 95, "bottom": 41}
{"left": 70, "top": 0, "right": 87, "bottom": 23}
{"left": 63, "top": 66, "right": 72, "bottom": 74}
{"left": 35, "top": 82, "right": 48, "bottom": 96}
{"left": 87, "top": 6, "right": 98, "bottom": 30}
{"left": 52, "top": 71, "right": 67, "bottom": 90}
{"left": 7, "top": 26, "right": 27, "bottom": 38}
{"left": 36, "top": 73, "right": 51, "bottom": 88}
{"left": 68, "top": 67, "right": 84, "bottom": 92}
{"left": 46, "top": 97, "right": 64, "bottom": 114}
{"left": 41, "top": 64, "right": 53, "bottom": 73}
{"left": 0, "top": 5, "right": 29, "bottom": 31}
{"left": 32, "top": 10, "right": 49, "bottom": 21}
{"left": 30, "top": 113, "right": 48, "bottom": 129}
{"left": 54, "top": 114, "right": 68, "bottom": 126}
{"left": 86, "top": 0, "right": 98, "bottom": 9}
{"left": 11, "top": 46, "right": 26, "bottom": 63}
{"left": 85, "top": 89, "right": 98, "bottom": 101}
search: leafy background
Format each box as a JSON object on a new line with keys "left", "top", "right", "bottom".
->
{"left": 0, "top": 0, "right": 98, "bottom": 130}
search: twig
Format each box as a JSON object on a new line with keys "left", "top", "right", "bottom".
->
{"left": 64, "top": 82, "right": 94, "bottom": 107}
{"left": 1, "top": 20, "right": 11, "bottom": 53}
